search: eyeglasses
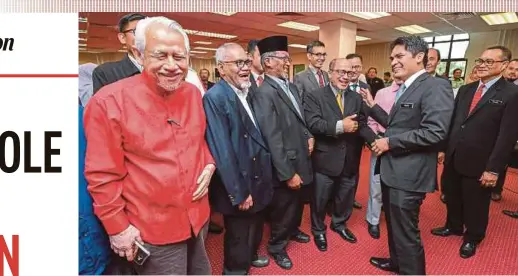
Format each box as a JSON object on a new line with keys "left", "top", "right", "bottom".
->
{"left": 220, "top": 59, "right": 252, "bottom": 69}
{"left": 310, "top": 52, "right": 327, "bottom": 58}
{"left": 331, "top": 70, "right": 355, "bottom": 76}
{"left": 352, "top": 65, "right": 362, "bottom": 71}
{"left": 474, "top": 59, "right": 507, "bottom": 66}
{"left": 122, "top": 29, "right": 136, "bottom": 35}
{"left": 271, "top": 55, "right": 292, "bottom": 63}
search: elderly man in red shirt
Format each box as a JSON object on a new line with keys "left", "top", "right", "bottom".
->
{"left": 84, "top": 16, "right": 216, "bottom": 275}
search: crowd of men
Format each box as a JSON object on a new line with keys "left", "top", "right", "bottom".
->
{"left": 78, "top": 13, "right": 518, "bottom": 276}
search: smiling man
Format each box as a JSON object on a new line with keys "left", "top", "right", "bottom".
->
{"left": 294, "top": 40, "right": 329, "bottom": 97}
{"left": 360, "top": 35, "right": 453, "bottom": 275}
{"left": 84, "top": 17, "right": 215, "bottom": 275}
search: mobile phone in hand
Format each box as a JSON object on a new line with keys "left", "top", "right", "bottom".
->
{"left": 133, "top": 241, "right": 151, "bottom": 266}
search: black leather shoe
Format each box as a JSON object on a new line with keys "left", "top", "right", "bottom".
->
{"left": 290, "top": 229, "right": 310, "bottom": 243}
{"left": 440, "top": 194, "right": 446, "bottom": 203}
{"left": 313, "top": 234, "right": 327, "bottom": 251}
{"left": 368, "top": 223, "right": 380, "bottom": 239}
{"left": 209, "top": 221, "right": 223, "bottom": 234}
{"left": 503, "top": 210, "right": 518, "bottom": 219}
{"left": 251, "top": 255, "right": 269, "bottom": 268}
{"left": 460, "top": 241, "right": 477, "bottom": 258}
{"left": 431, "top": 227, "right": 462, "bottom": 237}
{"left": 331, "top": 226, "right": 357, "bottom": 243}
{"left": 369, "top": 257, "right": 399, "bottom": 273}
{"left": 353, "top": 200, "right": 362, "bottom": 209}
{"left": 269, "top": 251, "right": 292, "bottom": 270}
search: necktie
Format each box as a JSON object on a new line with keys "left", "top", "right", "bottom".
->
{"left": 257, "top": 75, "right": 263, "bottom": 86}
{"left": 469, "top": 84, "right": 485, "bottom": 114}
{"left": 336, "top": 91, "right": 344, "bottom": 114}
{"left": 282, "top": 81, "right": 302, "bottom": 117}
{"left": 317, "top": 70, "right": 325, "bottom": 87}
{"left": 351, "top": 84, "right": 358, "bottom": 93}
{"left": 394, "top": 84, "right": 406, "bottom": 104}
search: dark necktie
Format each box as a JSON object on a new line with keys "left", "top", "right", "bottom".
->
{"left": 317, "top": 70, "right": 325, "bottom": 87}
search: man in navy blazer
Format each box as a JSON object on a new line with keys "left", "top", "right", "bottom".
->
{"left": 203, "top": 42, "right": 273, "bottom": 275}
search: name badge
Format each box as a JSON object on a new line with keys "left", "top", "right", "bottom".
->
{"left": 400, "top": 103, "right": 414, "bottom": 108}
{"left": 489, "top": 99, "right": 503, "bottom": 105}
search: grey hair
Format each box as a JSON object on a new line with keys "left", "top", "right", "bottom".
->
{"left": 260, "top": 51, "right": 277, "bottom": 67}
{"left": 215, "top": 43, "right": 242, "bottom": 64}
{"left": 134, "top": 16, "right": 190, "bottom": 56}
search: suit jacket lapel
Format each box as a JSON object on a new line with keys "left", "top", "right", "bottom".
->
{"left": 467, "top": 78, "right": 502, "bottom": 118}
{"left": 388, "top": 73, "right": 428, "bottom": 123}
{"left": 324, "top": 86, "right": 343, "bottom": 119}
{"left": 265, "top": 76, "right": 305, "bottom": 123}
{"left": 306, "top": 69, "right": 320, "bottom": 89}
{"left": 249, "top": 74, "right": 258, "bottom": 91}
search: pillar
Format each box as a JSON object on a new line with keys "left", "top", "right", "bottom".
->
{"left": 318, "top": 20, "right": 357, "bottom": 71}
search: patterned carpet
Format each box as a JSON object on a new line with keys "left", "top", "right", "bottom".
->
{"left": 205, "top": 149, "right": 518, "bottom": 275}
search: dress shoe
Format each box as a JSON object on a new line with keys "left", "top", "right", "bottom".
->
{"left": 269, "top": 251, "right": 292, "bottom": 270}
{"left": 367, "top": 223, "right": 380, "bottom": 239}
{"left": 209, "top": 221, "right": 223, "bottom": 234}
{"left": 369, "top": 257, "right": 399, "bottom": 273}
{"left": 313, "top": 234, "right": 327, "bottom": 251}
{"left": 460, "top": 241, "right": 478, "bottom": 258}
{"left": 290, "top": 229, "right": 310, "bottom": 243}
{"left": 353, "top": 200, "right": 362, "bottom": 209}
{"left": 440, "top": 194, "right": 446, "bottom": 203}
{"left": 331, "top": 226, "right": 357, "bottom": 243}
{"left": 251, "top": 255, "right": 269, "bottom": 268}
{"left": 491, "top": 193, "right": 502, "bottom": 202}
{"left": 431, "top": 227, "right": 462, "bottom": 237}
{"left": 503, "top": 210, "right": 518, "bottom": 219}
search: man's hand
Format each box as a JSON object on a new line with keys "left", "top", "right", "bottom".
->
{"left": 287, "top": 174, "right": 302, "bottom": 190}
{"left": 359, "top": 88, "right": 375, "bottom": 107}
{"left": 238, "top": 195, "right": 254, "bottom": 211}
{"left": 371, "top": 138, "right": 389, "bottom": 156}
{"left": 308, "top": 137, "right": 315, "bottom": 155}
{"left": 438, "top": 152, "right": 445, "bottom": 164}
{"left": 192, "top": 164, "right": 216, "bottom": 201}
{"left": 109, "top": 224, "right": 142, "bottom": 262}
{"left": 480, "top": 171, "right": 498, "bottom": 188}
{"left": 342, "top": 114, "right": 358, "bottom": 133}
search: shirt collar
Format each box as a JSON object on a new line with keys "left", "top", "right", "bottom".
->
{"left": 227, "top": 80, "right": 248, "bottom": 97}
{"left": 478, "top": 75, "right": 501, "bottom": 90}
{"left": 251, "top": 71, "right": 264, "bottom": 81}
{"left": 128, "top": 54, "right": 143, "bottom": 72}
{"left": 404, "top": 69, "right": 426, "bottom": 90}
{"left": 330, "top": 84, "right": 346, "bottom": 96}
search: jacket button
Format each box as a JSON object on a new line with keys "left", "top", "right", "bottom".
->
{"left": 461, "top": 125, "right": 465, "bottom": 129}
{"left": 244, "top": 134, "right": 248, "bottom": 138}
{"left": 254, "top": 175, "right": 259, "bottom": 179}
{"left": 304, "top": 131, "right": 308, "bottom": 135}
{"left": 252, "top": 157, "right": 256, "bottom": 161}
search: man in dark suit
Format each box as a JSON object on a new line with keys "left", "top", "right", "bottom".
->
{"left": 426, "top": 48, "right": 450, "bottom": 81}
{"left": 253, "top": 36, "right": 314, "bottom": 270}
{"left": 361, "top": 35, "right": 454, "bottom": 274}
{"left": 432, "top": 46, "right": 518, "bottom": 258}
{"left": 247, "top": 39, "right": 264, "bottom": 90}
{"left": 203, "top": 43, "right": 272, "bottom": 274}
{"left": 294, "top": 40, "right": 330, "bottom": 97}
{"left": 304, "top": 58, "right": 377, "bottom": 252}
{"left": 199, "top": 68, "right": 215, "bottom": 91}
{"left": 346, "top": 53, "right": 372, "bottom": 210}
{"left": 92, "top": 13, "right": 146, "bottom": 94}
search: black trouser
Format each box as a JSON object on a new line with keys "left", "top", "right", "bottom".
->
{"left": 293, "top": 184, "right": 312, "bottom": 233}
{"left": 311, "top": 172, "right": 356, "bottom": 235}
{"left": 492, "top": 165, "right": 508, "bottom": 195}
{"left": 222, "top": 212, "right": 265, "bottom": 274}
{"left": 267, "top": 186, "right": 300, "bottom": 254}
{"left": 442, "top": 162, "right": 492, "bottom": 243}
{"left": 103, "top": 253, "right": 137, "bottom": 275}
{"left": 381, "top": 181, "right": 426, "bottom": 275}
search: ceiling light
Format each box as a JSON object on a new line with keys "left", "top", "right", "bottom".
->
{"left": 184, "top": 29, "right": 236, "bottom": 39}
{"left": 277, "top": 21, "right": 320, "bottom": 32}
{"left": 118, "top": 49, "right": 127, "bottom": 53}
{"left": 288, "top": 44, "right": 307, "bottom": 49}
{"left": 356, "top": 36, "right": 371, "bottom": 41}
{"left": 190, "top": 50, "right": 208, "bottom": 54}
{"left": 193, "top": 47, "right": 218, "bottom": 51}
{"left": 481, "top": 12, "right": 518, "bottom": 25}
{"left": 78, "top": 17, "right": 88, "bottom": 23}
{"left": 78, "top": 43, "right": 87, "bottom": 47}
{"left": 79, "top": 38, "right": 87, "bottom": 41}
{"left": 395, "top": 25, "right": 431, "bottom": 34}
{"left": 194, "top": 41, "right": 212, "bottom": 45}
{"left": 78, "top": 29, "right": 87, "bottom": 34}
{"left": 345, "top": 12, "right": 391, "bottom": 20}
{"left": 212, "top": 12, "right": 236, "bottom": 16}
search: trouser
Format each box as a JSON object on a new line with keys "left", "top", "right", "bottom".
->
{"left": 103, "top": 252, "right": 137, "bottom": 275}
{"left": 267, "top": 186, "right": 300, "bottom": 254}
{"left": 222, "top": 211, "right": 265, "bottom": 275}
{"left": 293, "top": 184, "right": 312, "bottom": 233}
{"left": 311, "top": 172, "right": 356, "bottom": 235}
{"left": 442, "top": 162, "right": 492, "bottom": 243}
{"left": 382, "top": 181, "right": 426, "bottom": 275}
{"left": 132, "top": 222, "right": 211, "bottom": 275}
{"left": 366, "top": 154, "right": 383, "bottom": 225}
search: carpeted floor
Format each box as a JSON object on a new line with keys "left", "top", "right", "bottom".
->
{"left": 205, "top": 149, "right": 518, "bottom": 275}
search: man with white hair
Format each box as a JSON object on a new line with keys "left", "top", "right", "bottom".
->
{"left": 84, "top": 16, "right": 215, "bottom": 274}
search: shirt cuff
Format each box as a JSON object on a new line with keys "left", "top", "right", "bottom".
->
{"left": 336, "top": 121, "right": 344, "bottom": 134}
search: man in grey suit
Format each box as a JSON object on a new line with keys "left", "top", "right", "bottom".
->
{"left": 294, "top": 40, "right": 329, "bottom": 97}
{"left": 360, "top": 35, "right": 454, "bottom": 275}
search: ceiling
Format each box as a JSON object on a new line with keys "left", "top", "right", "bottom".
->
{"left": 78, "top": 12, "right": 518, "bottom": 59}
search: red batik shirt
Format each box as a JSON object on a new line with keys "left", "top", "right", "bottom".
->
{"left": 83, "top": 72, "right": 214, "bottom": 245}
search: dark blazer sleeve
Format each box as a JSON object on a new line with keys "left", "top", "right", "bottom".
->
{"left": 486, "top": 89, "right": 518, "bottom": 173}
{"left": 440, "top": 84, "right": 464, "bottom": 152}
{"left": 358, "top": 101, "right": 378, "bottom": 143}
{"left": 254, "top": 90, "right": 296, "bottom": 182}
{"left": 388, "top": 79, "right": 454, "bottom": 151}
{"left": 294, "top": 73, "right": 304, "bottom": 97}
{"left": 92, "top": 67, "right": 107, "bottom": 94}
{"left": 304, "top": 91, "right": 337, "bottom": 136}
{"left": 203, "top": 94, "right": 249, "bottom": 206}
{"left": 365, "top": 103, "right": 389, "bottom": 128}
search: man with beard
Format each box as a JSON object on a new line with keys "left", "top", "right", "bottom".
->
{"left": 504, "top": 59, "right": 518, "bottom": 85}
{"left": 199, "top": 68, "right": 215, "bottom": 91}
{"left": 253, "top": 35, "right": 314, "bottom": 270}
{"left": 84, "top": 17, "right": 215, "bottom": 274}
